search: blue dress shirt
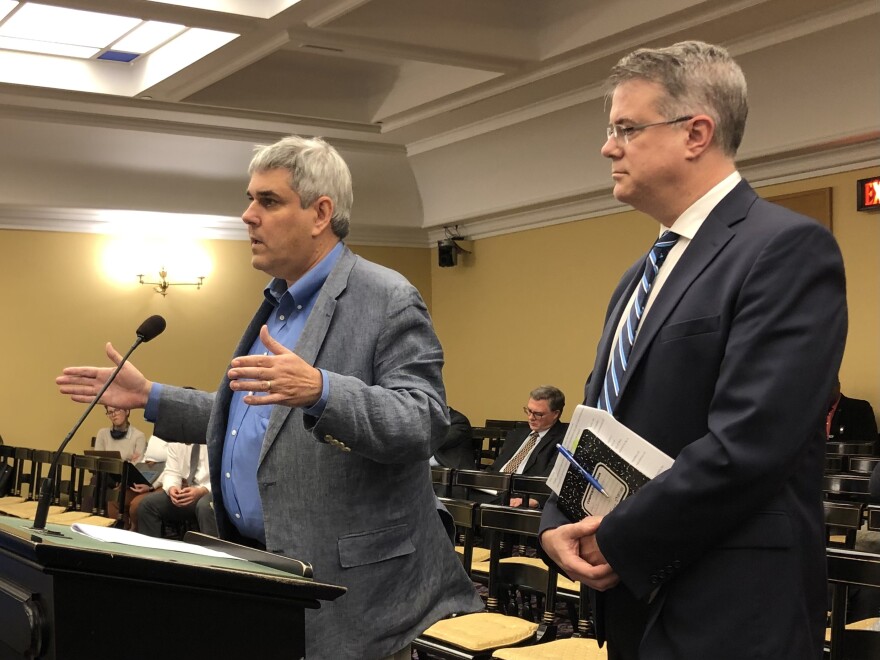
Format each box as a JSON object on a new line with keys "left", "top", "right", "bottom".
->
{"left": 146, "top": 241, "right": 343, "bottom": 544}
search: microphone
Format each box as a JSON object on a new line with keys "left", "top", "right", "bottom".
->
{"left": 31, "top": 315, "right": 167, "bottom": 533}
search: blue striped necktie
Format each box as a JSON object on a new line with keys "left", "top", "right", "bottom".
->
{"left": 598, "top": 230, "right": 679, "bottom": 414}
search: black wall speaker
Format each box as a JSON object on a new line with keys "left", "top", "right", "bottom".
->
{"left": 438, "top": 239, "right": 458, "bottom": 267}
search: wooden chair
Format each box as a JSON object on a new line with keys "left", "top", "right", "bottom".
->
{"left": 454, "top": 469, "right": 512, "bottom": 504}
{"left": 0, "top": 444, "right": 18, "bottom": 500}
{"left": 440, "top": 497, "right": 490, "bottom": 577}
{"left": 96, "top": 457, "right": 127, "bottom": 525}
{"left": 432, "top": 466, "right": 454, "bottom": 498}
{"left": 868, "top": 505, "right": 880, "bottom": 532}
{"left": 849, "top": 457, "right": 880, "bottom": 476}
{"left": 825, "top": 455, "right": 845, "bottom": 472}
{"left": 484, "top": 420, "right": 529, "bottom": 431}
{"left": 69, "top": 454, "right": 118, "bottom": 527}
{"left": 827, "top": 548, "right": 880, "bottom": 660}
{"left": 824, "top": 500, "right": 865, "bottom": 548}
{"left": 31, "top": 450, "right": 76, "bottom": 508}
{"left": 472, "top": 427, "right": 508, "bottom": 469}
{"left": 414, "top": 505, "right": 560, "bottom": 659}
{"left": 824, "top": 474, "right": 872, "bottom": 502}
{"left": 11, "top": 447, "right": 35, "bottom": 500}
{"left": 492, "top": 586, "right": 604, "bottom": 658}
{"left": 827, "top": 442, "right": 877, "bottom": 457}
{"left": 509, "top": 475, "right": 552, "bottom": 509}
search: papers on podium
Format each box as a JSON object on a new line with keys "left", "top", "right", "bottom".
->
{"left": 71, "top": 523, "right": 243, "bottom": 560}
{"left": 548, "top": 405, "right": 674, "bottom": 521}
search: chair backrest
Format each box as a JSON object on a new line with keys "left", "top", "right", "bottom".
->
{"left": 848, "top": 457, "right": 880, "bottom": 476}
{"left": 827, "top": 442, "right": 877, "bottom": 456}
{"left": 510, "top": 475, "right": 552, "bottom": 505}
{"left": 72, "top": 454, "right": 100, "bottom": 513}
{"left": 431, "top": 466, "right": 454, "bottom": 498}
{"left": 868, "top": 505, "right": 880, "bottom": 532}
{"left": 12, "top": 447, "right": 35, "bottom": 499}
{"left": 827, "top": 548, "right": 880, "bottom": 660}
{"left": 484, "top": 419, "right": 528, "bottom": 431}
{"left": 470, "top": 427, "right": 508, "bottom": 469}
{"left": 97, "top": 457, "right": 126, "bottom": 523}
{"left": 439, "top": 497, "right": 479, "bottom": 575}
{"left": 30, "top": 450, "right": 76, "bottom": 507}
{"left": 453, "top": 469, "right": 511, "bottom": 504}
{"left": 479, "top": 504, "right": 559, "bottom": 628}
{"left": 824, "top": 474, "right": 872, "bottom": 502}
{"left": 824, "top": 500, "right": 865, "bottom": 548}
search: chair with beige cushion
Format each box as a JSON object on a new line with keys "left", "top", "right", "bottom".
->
{"left": 413, "top": 504, "right": 559, "bottom": 659}
{"left": 441, "top": 497, "right": 490, "bottom": 577}
{"left": 827, "top": 547, "right": 880, "bottom": 659}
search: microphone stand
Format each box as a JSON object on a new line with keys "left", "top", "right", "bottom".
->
{"left": 31, "top": 336, "right": 146, "bottom": 534}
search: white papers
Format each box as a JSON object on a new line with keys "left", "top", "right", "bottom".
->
{"left": 71, "top": 523, "right": 243, "bottom": 560}
{"left": 548, "top": 405, "right": 674, "bottom": 495}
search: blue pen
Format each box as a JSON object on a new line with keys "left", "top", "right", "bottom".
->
{"left": 556, "top": 444, "right": 609, "bottom": 497}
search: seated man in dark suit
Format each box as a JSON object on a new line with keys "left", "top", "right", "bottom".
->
{"left": 471, "top": 385, "right": 568, "bottom": 508}
{"left": 827, "top": 378, "right": 878, "bottom": 444}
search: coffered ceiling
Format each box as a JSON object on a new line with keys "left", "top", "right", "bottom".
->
{"left": 0, "top": 0, "right": 877, "bottom": 244}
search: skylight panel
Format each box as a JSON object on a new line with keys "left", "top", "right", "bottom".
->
{"left": 0, "top": 34, "right": 98, "bottom": 58}
{"left": 0, "top": 3, "right": 140, "bottom": 48}
{"left": 0, "top": 1, "right": 19, "bottom": 23}
{"left": 113, "top": 21, "right": 185, "bottom": 55}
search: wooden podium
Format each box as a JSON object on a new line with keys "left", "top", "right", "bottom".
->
{"left": 0, "top": 516, "right": 345, "bottom": 659}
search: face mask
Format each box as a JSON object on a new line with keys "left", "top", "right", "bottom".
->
{"left": 110, "top": 428, "right": 127, "bottom": 440}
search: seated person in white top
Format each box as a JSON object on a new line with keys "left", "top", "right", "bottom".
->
{"left": 95, "top": 406, "right": 146, "bottom": 462}
{"left": 95, "top": 405, "right": 147, "bottom": 519}
{"left": 137, "top": 442, "right": 218, "bottom": 537}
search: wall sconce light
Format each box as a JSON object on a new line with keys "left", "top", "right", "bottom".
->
{"left": 138, "top": 268, "right": 205, "bottom": 296}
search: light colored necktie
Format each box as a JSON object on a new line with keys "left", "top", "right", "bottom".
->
{"left": 502, "top": 431, "right": 540, "bottom": 474}
{"left": 598, "top": 230, "right": 679, "bottom": 414}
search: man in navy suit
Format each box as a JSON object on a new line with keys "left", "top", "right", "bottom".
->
{"left": 489, "top": 385, "right": 568, "bottom": 508}
{"left": 540, "top": 41, "right": 847, "bottom": 659}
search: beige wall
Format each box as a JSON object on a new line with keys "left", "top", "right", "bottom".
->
{"left": 1, "top": 167, "right": 877, "bottom": 451}
{"left": 0, "top": 233, "right": 430, "bottom": 452}
{"left": 432, "top": 167, "right": 880, "bottom": 427}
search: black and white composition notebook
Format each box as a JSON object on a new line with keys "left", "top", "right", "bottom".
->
{"left": 548, "top": 406, "right": 674, "bottom": 522}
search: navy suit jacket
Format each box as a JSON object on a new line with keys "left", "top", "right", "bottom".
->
{"left": 542, "top": 180, "right": 847, "bottom": 659}
{"left": 491, "top": 421, "right": 568, "bottom": 477}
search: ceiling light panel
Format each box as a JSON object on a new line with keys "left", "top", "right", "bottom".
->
{"left": 0, "top": 34, "right": 97, "bottom": 58}
{"left": 113, "top": 21, "right": 185, "bottom": 54}
{"left": 0, "top": 3, "right": 140, "bottom": 47}
{"left": 147, "top": 0, "right": 301, "bottom": 20}
{"left": 0, "top": 0, "right": 18, "bottom": 23}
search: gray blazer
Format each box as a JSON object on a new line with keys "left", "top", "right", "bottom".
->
{"left": 154, "top": 246, "right": 482, "bottom": 659}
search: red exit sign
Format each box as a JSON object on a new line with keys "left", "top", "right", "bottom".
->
{"left": 857, "top": 176, "right": 880, "bottom": 212}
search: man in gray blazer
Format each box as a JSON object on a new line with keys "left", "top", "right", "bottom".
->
{"left": 57, "top": 135, "right": 482, "bottom": 659}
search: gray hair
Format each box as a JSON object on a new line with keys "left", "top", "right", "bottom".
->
{"left": 530, "top": 385, "right": 565, "bottom": 413}
{"left": 249, "top": 135, "right": 353, "bottom": 239}
{"left": 607, "top": 40, "right": 748, "bottom": 157}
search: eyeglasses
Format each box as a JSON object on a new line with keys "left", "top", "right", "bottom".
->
{"left": 105, "top": 408, "right": 124, "bottom": 416}
{"left": 523, "top": 406, "right": 548, "bottom": 419}
{"left": 605, "top": 116, "right": 693, "bottom": 145}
